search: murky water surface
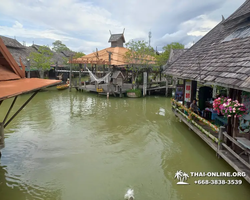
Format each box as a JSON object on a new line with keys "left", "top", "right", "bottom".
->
{"left": 0, "top": 89, "right": 250, "bottom": 200}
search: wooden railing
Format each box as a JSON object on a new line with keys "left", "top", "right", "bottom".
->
{"left": 172, "top": 99, "right": 250, "bottom": 169}
{"left": 217, "top": 126, "right": 250, "bottom": 168}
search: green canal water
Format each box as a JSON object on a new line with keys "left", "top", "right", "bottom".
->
{"left": 0, "top": 89, "right": 250, "bottom": 200}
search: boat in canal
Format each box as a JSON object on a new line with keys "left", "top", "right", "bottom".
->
{"left": 56, "top": 84, "right": 69, "bottom": 90}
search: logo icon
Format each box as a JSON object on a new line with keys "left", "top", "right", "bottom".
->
{"left": 174, "top": 170, "right": 190, "bottom": 185}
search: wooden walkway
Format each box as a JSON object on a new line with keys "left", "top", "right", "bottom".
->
{"left": 75, "top": 83, "right": 137, "bottom": 97}
{"left": 75, "top": 82, "right": 174, "bottom": 97}
{"left": 147, "top": 85, "right": 175, "bottom": 91}
{"left": 174, "top": 109, "right": 250, "bottom": 184}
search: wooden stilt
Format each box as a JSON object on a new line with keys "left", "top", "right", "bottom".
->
{"left": 0, "top": 122, "right": 4, "bottom": 151}
{"left": 165, "top": 78, "right": 169, "bottom": 97}
{"left": 3, "top": 96, "right": 17, "bottom": 124}
{"left": 79, "top": 64, "right": 82, "bottom": 86}
{"left": 4, "top": 91, "right": 39, "bottom": 128}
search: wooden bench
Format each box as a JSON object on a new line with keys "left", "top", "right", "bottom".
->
{"left": 235, "top": 137, "right": 250, "bottom": 162}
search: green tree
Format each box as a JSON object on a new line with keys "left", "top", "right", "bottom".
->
{"left": 29, "top": 46, "right": 53, "bottom": 78}
{"left": 73, "top": 52, "right": 85, "bottom": 59}
{"left": 124, "top": 40, "right": 157, "bottom": 88}
{"left": 156, "top": 42, "right": 184, "bottom": 66}
{"left": 52, "top": 40, "right": 70, "bottom": 52}
{"left": 62, "top": 51, "right": 85, "bottom": 70}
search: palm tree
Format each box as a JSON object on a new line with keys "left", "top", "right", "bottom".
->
{"left": 182, "top": 172, "right": 189, "bottom": 182}
{"left": 174, "top": 170, "right": 183, "bottom": 181}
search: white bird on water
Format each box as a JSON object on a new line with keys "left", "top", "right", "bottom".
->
{"left": 124, "top": 189, "right": 134, "bottom": 200}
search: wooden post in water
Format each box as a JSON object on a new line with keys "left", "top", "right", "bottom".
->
{"left": 79, "top": 64, "right": 82, "bottom": 86}
{"left": 0, "top": 122, "right": 4, "bottom": 156}
{"left": 69, "top": 55, "right": 72, "bottom": 92}
{"left": 143, "top": 71, "right": 147, "bottom": 96}
{"left": 165, "top": 77, "right": 169, "bottom": 97}
{"left": 217, "top": 126, "right": 225, "bottom": 158}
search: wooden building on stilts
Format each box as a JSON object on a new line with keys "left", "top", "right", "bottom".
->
{"left": 70, "top": 30, "right": 157, "bottom": 97}
{"left": 164, "top": 0, "right": 250, "bottom": 184}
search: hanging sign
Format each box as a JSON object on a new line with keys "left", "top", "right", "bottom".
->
{"left": 184, "top": 80, "right": 192, "bottom": 102}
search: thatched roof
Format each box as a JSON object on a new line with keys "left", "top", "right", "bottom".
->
{"left": 164, "top": 0, "right": 250, "bottom": 92}
{"left": 111, "top": 71, "right": 125, "bottom": 79}
{"left": 0, "top": 37, "right": 61, "bottom": 101}
{"left": 168, "top": 49, "right": 187, "bottom": 64}
{"left": 0, "top": 35, "right": 25, "bottom": 49}
{"left": 61, "top": 50, "right": 75, "bottom": 57}
{"left": 108, "top": 34, "right": 125, "bottom": 43}
{"left": 223, "top": 0, "right": 250, "bottom": 23}
{"left": 162, "top": 49, "right": 187, "bottom": 71}
{"left": 0, "top": 36, "right": 70, "bottom": 67}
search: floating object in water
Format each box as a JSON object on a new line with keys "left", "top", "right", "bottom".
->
{"left": 124, "top": 188, "right": 134, "bottom": 200}
{"left": 56, "top": 84, "right": 69, "bottom": 90}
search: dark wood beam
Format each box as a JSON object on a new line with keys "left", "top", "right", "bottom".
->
{"left": 3, "top": 96, "right": 17, "bottom": 124}
{"left": 0, "top": 57, "right": 10, "bottom": 65}
{"left": 4, "top": 91, "right": 39, "bottom": 128}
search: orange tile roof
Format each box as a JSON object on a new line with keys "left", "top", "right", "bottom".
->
{"left": 72, "top": 47, "right": 156, "bottom": 66}
{"left": 0, "top": 37, "right": 61, "bottom": 100}
{"left": 0, "top": 78, "right": 60, "bottom": 101}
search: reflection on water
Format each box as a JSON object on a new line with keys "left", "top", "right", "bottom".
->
{"left": 0, "top": 89, "right": 250, "bottom": 200}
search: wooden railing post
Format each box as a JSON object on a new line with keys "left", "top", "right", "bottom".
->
{"left": 217, "top": 126, "right": 225, "bottom": 158}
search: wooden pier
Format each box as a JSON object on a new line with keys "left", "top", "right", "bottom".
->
{"left": 75, "top": 83, "right": 134, "bottom": 97}
{"left": 74, "top": 82, "right": 175, "bottom": 97}
{"left": 172, "top": 103, "right": 250, "bottom": 184}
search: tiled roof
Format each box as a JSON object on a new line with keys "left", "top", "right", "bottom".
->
{"left": 164, "top": 0, "right": 250, "bottom": 91}
{"left": 72, "top": 47, "right": 155, "bottom": 66}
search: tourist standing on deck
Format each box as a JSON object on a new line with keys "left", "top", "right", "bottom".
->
{"left": 190, "top": 99, "right": 200, "bottom": 115}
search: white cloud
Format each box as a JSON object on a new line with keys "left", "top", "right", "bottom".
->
{"left": 13, "top": 21, "right": 23, "bottom": 29}
{"left": 0, "top": 0, "right": 246, "bottom": 53}
{"left": 185, "top": 15, "right": 218, "bottom": 37}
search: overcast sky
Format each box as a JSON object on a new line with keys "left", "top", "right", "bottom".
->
{"left": 0, "top": 0, "right": 246, "bottom": 54}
